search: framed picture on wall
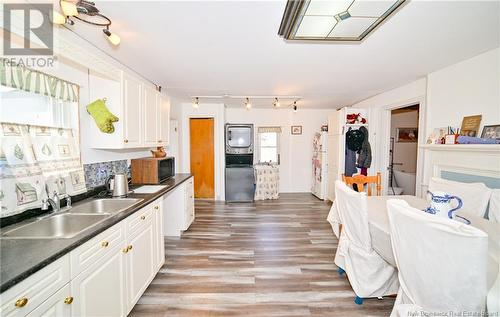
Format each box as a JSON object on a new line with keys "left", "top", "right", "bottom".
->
{"left": 396, "top": 127, "right": 418, "bottom": 142}
{"left": 460, "top": 115, "right": 482, "bottom": 137}
{"left": 291, "top": 126, "right": 302, "bottom": 135}
{"left": 481, "top": 124, "right": 500, "bottom": 140}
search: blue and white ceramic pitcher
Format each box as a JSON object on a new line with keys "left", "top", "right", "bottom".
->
{"left": 425, "top": 190, "right": 463, "bottom": 219}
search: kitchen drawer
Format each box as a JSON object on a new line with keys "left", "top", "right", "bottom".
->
{"left": 0, "top": 255, "right": 70, "bottom": 317}
{"left": 70, "top": 222, "right": 125, "bottom": 278}
{"left": 127, "top": 205, "right": 153, "bottom": 234}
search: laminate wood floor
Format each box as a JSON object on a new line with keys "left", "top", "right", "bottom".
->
{"left": 130, "top": 193, "right": 394, "bottom": 317}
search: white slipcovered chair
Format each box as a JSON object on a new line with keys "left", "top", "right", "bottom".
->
{"left": 488, "top": 189, "right": 500, "bottom": 223}
{"left": 333, "top": 181, "right": 399, "bottom": 305}
{"left": 428, "top": 177, "right": 492, "bottom": 218}
{"left": 387, "top": 199, "right": 488, "bottom": 316}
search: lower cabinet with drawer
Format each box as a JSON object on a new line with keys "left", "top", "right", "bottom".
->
{"left": 1, "top": 197, "right": 165, "bottom": 317}
{"left": 163, "top": 176, "right": 195, "bottom": 236}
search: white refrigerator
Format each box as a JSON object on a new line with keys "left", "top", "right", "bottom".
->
{"left": 311, "top": 132, "right": 328, "bottom": 200}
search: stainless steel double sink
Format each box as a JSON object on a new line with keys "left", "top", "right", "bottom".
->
{"left": 1, "top": 198, "right": 143, "bottom": 239}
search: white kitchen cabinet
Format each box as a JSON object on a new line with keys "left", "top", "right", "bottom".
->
{"left": 125, "top": 213, "right": 155, "bottom": 314}
{"left": 163, "top": 177, "right": 195, "bottom": 236}
{"left": 143, "top": 86, "right": 158, "bottom": 147}
{"left": 26, "top": 284, "right": 71, "bottom": 317}
{"left": 157, "top": 94, "right": 171, "bottom": 147}
{"left": 88, "top": 70, "right": 170, "bottom": 149}
{"left": 1, "top": 197, "right": 167, "bottom": 317}
{"left": 0, "top": 255, "right": 70, "bottom": 317}
{"left": 122, "top": 72, "right": 143, "bottom": 148}
{"left": 70, "top": 238, "right": 127, "bottom": 317}
{"left": 152, "top": 201, "right": 165, "bottom": 270}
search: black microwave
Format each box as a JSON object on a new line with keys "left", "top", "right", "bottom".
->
{"left": 131, "top": 157, "right": 175, "bottom": 184}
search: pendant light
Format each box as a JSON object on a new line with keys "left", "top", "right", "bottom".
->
{"left": 193, "top": 97, "right": 199, "bottom": 109}
{"left": 245, "top": 98, "right": 252, "bottom": 110}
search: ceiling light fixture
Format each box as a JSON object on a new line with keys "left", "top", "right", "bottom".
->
{"left": 293, "top": 101, "right": 298, "bottom": 113}
{"left": 274, "top": 97, "right": 280, "bottom": 108}
{"left": 245, "top": 98, "right": 252, "bottom": 110}
{"left": 193, "top": 97, "right": 199, "bottom": 109}
{"left": 103, "top": 26, "right": 121, "bottom": 46}
{"left": 278, "top": 0, "right": 406, "bottom": 42}
{"left": 54, "top": 0, "right": 121, "bottom": 46}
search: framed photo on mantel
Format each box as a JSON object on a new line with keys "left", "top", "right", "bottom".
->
{"left": 460, "top": 115, "right": 482, "bottom": 137}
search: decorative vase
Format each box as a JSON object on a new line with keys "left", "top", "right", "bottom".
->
{"left": 151, "top": 146, "right": 167, "bottom": 158}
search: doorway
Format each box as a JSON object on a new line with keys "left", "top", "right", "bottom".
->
{"left": 388, "top": 104, "right": 420, "bottom": 195}
{"left": 190, "top": 118, "right": 215, "bottom": 198}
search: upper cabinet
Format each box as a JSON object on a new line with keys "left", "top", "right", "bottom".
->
{"left": 122, "top": 73, "right": 143, "bottom": 148}
{"left": 88, "top": 70, "right": 170, "bottom": 149}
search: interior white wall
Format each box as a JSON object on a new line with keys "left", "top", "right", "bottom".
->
{"left": 179, "top": 103, "right": 226, "bottom": 200}
{"left": 390, "top": 110, "right": 419, "bottom": 173}
{"left": 225, "top": 108, "right": 334, "bottom": 193}
{"left": 351, "top": 78, "right": 427, "bottom": 195}
{"left": 425, "top": 48, "right": 500, "bottom": 137}
{"left": 351, "top": 47, "right": 500, "bottom": 196}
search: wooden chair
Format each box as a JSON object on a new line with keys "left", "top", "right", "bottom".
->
{"left": 342, "top": 172, "right": 382, "bottom": 196}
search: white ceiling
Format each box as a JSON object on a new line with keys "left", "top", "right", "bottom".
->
{"left": 69, "top": 1, "right": 500, "bottom": 109}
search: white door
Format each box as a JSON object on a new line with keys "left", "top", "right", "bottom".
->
{"left": 70, "top": 249, "right": 126, "bottom": 317}
{"left": 26, "top": 284, "right": 71, "bottom": 317}
{"left": 143, "top": 87, "right": 158, "bottom": 147}
{"left": 126, "top": 222, "right": 155, "bottom": 313}
{"left": 122, "top": 74, "right": 143, "bottom": 147}
{"left": 157, "top": 95, "right": 171, "bottom": 147}
{"left": 327, "top": 134, "right": 342, "bottom": 201}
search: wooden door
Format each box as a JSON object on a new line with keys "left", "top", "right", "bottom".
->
{"left": 190, "top": 118, "right": 214, "bottom": 198}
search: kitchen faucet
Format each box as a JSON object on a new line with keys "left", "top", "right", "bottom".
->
{"left": 41, "top": 185, "right": 71, "bottom": 213}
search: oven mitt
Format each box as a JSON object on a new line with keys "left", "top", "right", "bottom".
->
{"left": 86, "top": 98, "right": 119, "bottom": 134}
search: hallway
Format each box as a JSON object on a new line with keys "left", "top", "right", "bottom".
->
{"left": 131, "top": 194, "right": 395, "bottom": 316}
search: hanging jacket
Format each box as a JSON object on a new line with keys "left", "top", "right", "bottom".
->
{"left": 357, "top": 126, "right": 372, "bottom": 168}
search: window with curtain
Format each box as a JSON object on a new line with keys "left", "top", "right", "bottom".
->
{"left": 257, "top": 127, "right": 281, "bottom": 164}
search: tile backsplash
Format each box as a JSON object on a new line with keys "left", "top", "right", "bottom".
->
{"left": 83, "top": 160, "right": 130, "bottom": 189}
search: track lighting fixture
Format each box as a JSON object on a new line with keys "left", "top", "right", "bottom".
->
{"left": 54, "top": 1, "right": 121, "bottom": 46}
{"left": 293, "top": 101, "right": 298, "bottom": 113}
{"left": 52, "top": 11, "right": 67, "bottom": 25}
{"left": 274, "top": 97, "right": 280, "bottom": 108}
{"left": 245, "top": 98, "right": 252, "bottom": 110}
{"left": 103, "top": 26, "right": 121, "bottom": 46}
{"left": 193, "top": 97, "right": 199, "bottom": 109}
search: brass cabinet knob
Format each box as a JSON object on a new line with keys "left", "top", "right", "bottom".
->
{"left": 128, "top": 245, "right": 133, "bottom": 251}
{"left": 154, "top": 206, "right": 159, "bottom": 210}
{"left": 122, "top": 247, "right": 129, "bottom": 253}
{"left": 140, "top": 215, "right": 146, "bottom": 220}
{"left": 15, "top": 297, "right": 28, "bottom": 308}
{"left": 101, "top": 241, "right": 109, "bottom": 247}
{"left": 64, "top": 296, "right": 74, "bottom": 305}
{"left": 124, "top": 139, "right": 129, "bottom": 143}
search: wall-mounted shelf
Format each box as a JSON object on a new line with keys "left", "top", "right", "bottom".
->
{"left": 420, "top": 144, "right": 500, "bottom": 152}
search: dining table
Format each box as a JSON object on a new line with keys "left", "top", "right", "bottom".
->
{"left": 364, "top": 195, "right": 499, "bottom": 312}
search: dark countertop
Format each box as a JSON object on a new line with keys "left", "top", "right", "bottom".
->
{"left": 0, "top": 173, "right": 192, "bottom": 293}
